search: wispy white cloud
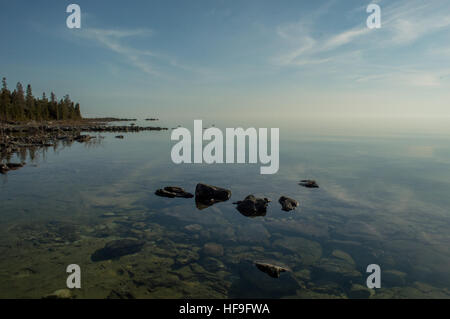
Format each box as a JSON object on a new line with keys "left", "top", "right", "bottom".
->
{"left": 79, "top": 27, "right": 210, "bottom": 79}
{"left": 381, "top": 0, "right": 450, "bottom": 45}
{"left": 81, "top": 27, "right": 161, "bottom": 76}
{"left": 273, "top": 0, "right": 450, "bottom": 88}
{"left": 355, "top": 70, "right": 446, "bottom": 88}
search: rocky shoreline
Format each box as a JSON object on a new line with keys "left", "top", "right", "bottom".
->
{"left": 0, "top": 119, "right": 168, "bottom": 172}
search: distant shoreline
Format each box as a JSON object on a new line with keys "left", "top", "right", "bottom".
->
{"left": 0, "top": 118, "right": 166, "bottom": 131}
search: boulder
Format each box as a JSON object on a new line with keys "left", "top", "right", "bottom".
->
{"left": 91, "top": 239, "right": 145, "bottom": 262}
{"left": 278, "top": 196, "right": 299, "bottom": 211}
{"left": 255, "top": 261, "right": 288, "bottom": 278}
{"left": 155, "top": 186, "right": 194, "bottom": 198}
{"left": 195, "top": 183, "right": 231, "bottom": 209}
{"left": 228, "top": 260, "right": 300, "bottom": 298}
{"left": 233, "top": 195, "right": 270, "bottom": 217}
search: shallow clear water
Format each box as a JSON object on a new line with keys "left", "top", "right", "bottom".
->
{"left": 0, "top": 120, "right": 449, "bottom": 298}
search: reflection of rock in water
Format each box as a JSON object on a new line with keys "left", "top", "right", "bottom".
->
{"left": 91, "top": 239, "right": 145, "bottom": 262}
{"left": 195, "top": 183, "right": 231, "bottom": 210}
{"left": 299, "top": 180, "right": 319, "bottom": 188}
{"left": 233, "top": 195, "right": 270, "bottom": 217}
{"left": 0, "top": 162, "right": 25, "bottom": 174}
{"left": 0, "top": 132, "right": 104, "bottom": 172}
{"left": 229, "top": 260, "right": 300, "bottom": 298}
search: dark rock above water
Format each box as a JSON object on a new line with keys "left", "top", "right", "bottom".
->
{"left": 278, "top": 196, "right": 299, "bottom": 211}
{"left": 155, "top": 186, "right": 194, "bottom": 198}
{"left": 299, "top": 180, "right": 319, "bottom": 188}
{"left": 91, "top": 239, "right": 145, "bottom": 262}
{"left": 233, "top": 195, "right": 270, "bottom": 217}
{"left": 195, "top": 183, "right": 231, "bottom": 210}
{"left": 255, "top": 261, "right": 288, "bottom": 278}
{"left": 74, "top": 134, "right": 94, "bottom": 143}
{"left": 0, "top": 164, "right": 8, "bottom": 174}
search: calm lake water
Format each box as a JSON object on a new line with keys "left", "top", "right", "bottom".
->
{"left": 0, "top": 118, "right": 449, "bottom": 298}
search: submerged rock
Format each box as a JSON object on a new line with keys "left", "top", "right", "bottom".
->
{"left": 233, "top": 195, "right": 270, "bottom": 217}
{"left": 203, "top": 243, "right": 224, "bottom": 257}
{"left": 383, "top": 270, "right": 407, "bottom": 287}
{"left": 100, "top": 212, "right": 116, "bottom": 218}
{"left": 272, "top": 237, "right": 322, "bottom": 265}
{"left": 195, "top": 183, "right": 231, "bottom": 209}
{"left": 184, "top": 224, "right": 202, "bottom": 232}
{"left": 331, "top": 250, "right": 355, "bottom": 266}
{"left": 299, "top": 180, "right": 319, "bottom": 188}
{"left": 278, "top": 196, "right": 299, "bottom": 211}
{"left": 43, "top": 289, "right": 72, "bottom": 299}
{"left": 348, "top": 284, "right": 373, "bottom": 299}
{"left": 311, "top": 257, "right": 362, "bottom": 284}
{"left": 155, "top": 186, "right": 194, "bottom": 198}
{"left": 229, "top": 260, "right": 300, "bottom": 298}
{"left": 10, "top": 221, "right": 80, "bottom": 245}
{"left": 107, "top": 289, "right": 135, "bottom": 299}
{"left": 201, "top": 257, "right": 226, "bottom": 272}
{"left": 91, "top": 239, "right": 145, "bottom": 262}
{"left": 255, "top": 261, "right": 288, "bottom": 278}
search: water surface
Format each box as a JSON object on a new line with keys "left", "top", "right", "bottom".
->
{"left": 0, "top": 119, "right": 449, "bottom": 298}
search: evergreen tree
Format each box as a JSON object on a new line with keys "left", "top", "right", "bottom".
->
{"left": 12, "top": 82, "right": 26, "bottom": 120}
{"left": 1, "top": 77, "right": 11, "bottom": 121}
{"left": 25, "top": 84, "right": 35, "bottom": 120}
{"left": 0, "top": 77, "right": 82, "bottom": 122}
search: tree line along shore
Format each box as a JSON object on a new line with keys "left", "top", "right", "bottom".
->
{"left": 0, "top": 77, "right": 168, "bottom": 172}
{"left": 0, "top": 76, "right": 81, "bottom": 123}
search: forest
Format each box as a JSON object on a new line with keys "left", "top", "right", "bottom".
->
{"left": 0, "top": 77, "right": 82, "bottom": 122}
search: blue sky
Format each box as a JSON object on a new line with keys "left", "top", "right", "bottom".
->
{"left": 1, "top": 0, "right": 449, "bottom": 120}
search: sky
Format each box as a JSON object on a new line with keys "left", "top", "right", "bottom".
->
{"left": 0, "top": 0, "right": 449, "bottom": 121}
